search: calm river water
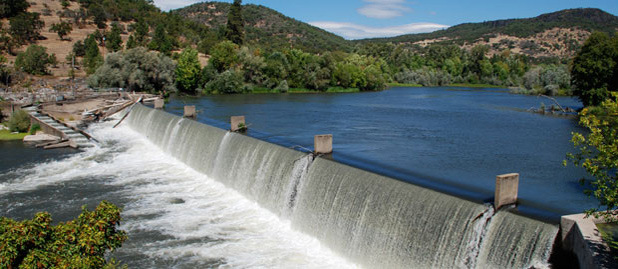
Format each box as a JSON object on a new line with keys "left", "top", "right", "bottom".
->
{"left": 166, "top": 86, "right": 593, "bottom": 219}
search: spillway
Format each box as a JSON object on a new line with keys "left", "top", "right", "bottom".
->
{"left": 126, "top": 104, "right": 558, "bottom": 268}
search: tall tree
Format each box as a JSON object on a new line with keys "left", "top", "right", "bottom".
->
{"left": 148, "top": 24, "right": 172, "bottom": 55}
{"left": 571, "top": 32, "right": 618, "bottom": 107}
{"left": 83, "top": 33, "right": 102, "bottom": 74}
{"left": 106, "top": 22, "right": 122, "bottom": 52}
{"left": 225, "top": 0, "right": 244, "bottom": 45}
{"left": 175, "top": 48, "right": 202, "bottom": 93}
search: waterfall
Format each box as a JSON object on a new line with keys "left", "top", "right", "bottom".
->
{"left": 126, "top": 104, "right": 559, "bottom": 268}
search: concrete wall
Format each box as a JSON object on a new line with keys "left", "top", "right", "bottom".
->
{"left": 29, "top": 114, "right": 67, "bottom": 139}
{"left": 561, "top": 214, "right": 618, "bottom": 269}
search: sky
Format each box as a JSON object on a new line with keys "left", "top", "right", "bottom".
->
{"left": 153, "top": 0, "right": 618, "bottom": 40}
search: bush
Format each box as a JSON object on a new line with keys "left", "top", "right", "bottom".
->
{"left": 204, "top": 69, "right": 243, "bottom": 94}
{"left": 88, "top": 47, "right": 176, "bottom": 93}
{"left": 0, "top": 201, "right": 126, "bottom": 268}
{"left": 15, "top": 45, "right": 51, "bottom": 75}
{"left": 8, "top": 110, "right": 30, "bottom": 133}
{"left": 29, "top": 123, "right": 40, "bottom": 134}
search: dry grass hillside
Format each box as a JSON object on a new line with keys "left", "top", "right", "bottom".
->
{"left": 2, "top": 0, "right": 209, "bottom": 81}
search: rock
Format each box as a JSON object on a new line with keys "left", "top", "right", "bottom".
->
{"left": 0, "top": 125, "right": 7, "bottom": 131}
{"left": 23, "top": 133, "right": 61, "bottom": 142}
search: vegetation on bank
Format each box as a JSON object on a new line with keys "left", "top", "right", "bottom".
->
{"left": 0, "top": 129, "right": 28, "bottom": 140}
{"left": 0, "top": 201, "right": 127, "bottom": 268}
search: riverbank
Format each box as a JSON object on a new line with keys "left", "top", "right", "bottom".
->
{"left": 0, "top": 129, "right": 28, "bottom": 141}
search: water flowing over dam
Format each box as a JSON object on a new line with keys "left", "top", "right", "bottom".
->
{"left": 126, "top": 104, "right": 559, "bottom": 268}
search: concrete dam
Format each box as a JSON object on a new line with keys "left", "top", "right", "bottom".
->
{"left": 126, "top": 104, "right": 558, "bottom": 268}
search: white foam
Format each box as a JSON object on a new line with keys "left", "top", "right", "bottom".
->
{"left": 1, "top": 119, "right": 356, "bottom": 268}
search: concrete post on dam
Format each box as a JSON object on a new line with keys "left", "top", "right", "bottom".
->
{"left": 154, "top": 99, "right": 164, "bottom": 109}
{"left": 494, "top": 173, "right": 519, "bottom": 210}
{"left": 314, "top": 134, "right": 333, "bottom": 154}
{"left": 183, "top": 105, "right": 196, "bottom": 118}
{"left": 231, "top": 116, "right": 246, "bottom": 132}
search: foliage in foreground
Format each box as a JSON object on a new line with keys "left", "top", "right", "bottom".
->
{"left": 567, "top": 92, "right": 618, "bottom": 221}
{"left": 0, "top": 201, "right": 127, "bottom": 268}
{"left": 7, "top": 109, "right": 29, "bottom": 133}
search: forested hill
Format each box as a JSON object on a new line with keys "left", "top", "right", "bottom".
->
{"left": 357, "top": 8, "right": 618, "bottom": 59}
{"left": 173, "top": 2, "right": 352, "bottom": 53}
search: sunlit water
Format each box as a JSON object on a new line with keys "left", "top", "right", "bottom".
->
{"left": 167, "top": 86, "right": 593, "bottom": 218}
{"left": 0, "top": 120, "right": 357, "bottom": 268}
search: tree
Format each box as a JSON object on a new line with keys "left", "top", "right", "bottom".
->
{"left": 571, "top": 32, "right": 618, "bottom": 107}
{"left": 89, "top": 4, "right": 107, "bottom": 29}
{"left": 106, "top": 22, "right": 122, "bottom": 52}
{"left": 0, "top": 0, "right": 29, "bottom": 18}
{"left": 567, "top": 92, "right": 618, "bottom": 221}
{"left": 15, "top": 45, "right": 51, "bottom": 75}
{"left": 9, "top": 12, "right": 44, "bottom": 44}
{"left": 49, "top": 21, "right": 73, "bottom": 40}
{"left": 73, "top": 40, "right": 86, "bottom": 57}
{"left": 83, "top": 34, "right": 102, "bottom": 74}
{"left": 0, "top": 201, "right": 127, "bottom": 268}
{"left": 225, "top": 0, "right": 244, "bottom": 45}
{"left": 148, "top": 24, "right": 172, "bottom": 55}
{"left": 125, "top": 34, "right": 137, "bottom": 49}
{"left": 88, "top": 47, "right": 176, "bottom": 93}
{"left": 175, "top": 48, "right": 202, "bottom": 93}
{"left": 208, "top": 40, "right": 239, "bottom": 73}
{"left": 132, "top": 19, "right": 148, "bottom": 45}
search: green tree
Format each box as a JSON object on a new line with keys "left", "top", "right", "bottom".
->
{"left": 106, "top": 22, "right": 122, "bottom": 52}
{"left": 0, "top": 0, "right": 29, "bottom": 18}
{"left": 132, "top": 19, "right": 148, "bottom": 45}
{"left": 571, "top": 32, "right": 618, "bottom": 107}
{"left": 0, "top": 201, "right": 127, "bottom": 268}
{"left": 567, "top": 93, "right": 618, "bottom": 221}
{"left": 208, "top": 40, "right": 239, "bottom": 73}
{"left": 49, "top": 21, "right": 73, "bottom": 40}
{"left": 204, "top": 69, "right": 243, "bottom": 94}
{"left": 125, "top": 34, "right": 137, "bottom": 49}
{"left": 89, "top": 4, "right": 107, "bottom": 29}
{"left": 148, "top": 24, "right": 172, "bottom": 55}
{"left": 73, "top": 40, "right": 86, "bottom": 57}
{"left": 9, "top": 12, "right": 44, "bottom": 45}
{"left": 225, "top": 0, "right": 244, "bottom": 45}
{"left": 83, "top": 34, "right": 102, "bottom": 74}
{"left": 88, "top": 47, "right": 176, "bottom": 93}
{"left": 15, "top": 45, "right": 51, "bottom": 75}
{"left": 175, "top": 48, "right": 202, "bottom": 93}
{"left": 7, "top": 109, "right": 30, "bottom": 132}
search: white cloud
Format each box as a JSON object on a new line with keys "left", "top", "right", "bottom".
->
{"left": 357, "top": 0, "right": 411, "bottom": 19}
{"left": 310, "top": 21, "right": 448, "bottom": 40}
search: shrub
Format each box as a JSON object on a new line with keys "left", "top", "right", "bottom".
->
{"left": 8, "top": 110, "right": 30, "bottom": 133}
{"left": 15, "top": 45, "right": 51, "bottom": 75}
{"left": 204, "top": 69, "right": 243, "bottom": 94}
{"left": 0, "top": 201, "right": 127, "bottom": 268}
{"left": 88, "top": 47, "right": 176, "bottom": 93}
{"left": 29, "top": 123, "right": 40, "bottom": 134}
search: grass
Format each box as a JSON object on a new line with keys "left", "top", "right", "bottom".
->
{"left": 0, "top": 129, "right": 28, "bottom": 141}
{"left": 447, "top": 83, "right": 500, "bottom": 88}
{"left": 249, "top": 87, "right": 360, "bottom": 94}
{"left": 387, "top": 82, "right": 422, "bottom": 87}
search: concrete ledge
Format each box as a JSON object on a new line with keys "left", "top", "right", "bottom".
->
{"left": 231, "top": 116, "right": 246, "bottom": 132}
{"left": 183, "top": 105, "right": 196, "bottom": 118}
{"left": 561, "top": 213, "right": 617, "bottom": 269}
{"left": 314, "top": 134, "right": 333, "bottom": 154}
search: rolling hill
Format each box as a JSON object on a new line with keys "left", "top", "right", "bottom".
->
{"left": 357, "top": 8, "right": 618, "bottom": 59}
{"left": 173, "top": 2, "right": 352, "bottom": 53}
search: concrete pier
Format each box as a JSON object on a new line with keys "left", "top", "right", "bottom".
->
{"left": 494, "top": 173, "right": 519, "bottom": 209}
{"left": 314, "top": 134, "right": 333, "bottom": 154}
{"left": 231, "top": 116, "right": 246, "bottom": 132}
{"left": 154, "top": 99, "right": 164, "bottom": 109}
{"left": 561, "top": 213, "right": 618, "bottom": 269}
{"left": 183, "top": 105, "right": 196, "bottom": 118}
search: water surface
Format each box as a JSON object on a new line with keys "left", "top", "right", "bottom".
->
{"left": 166, "top": 86, "right": 593, "bottom": 218}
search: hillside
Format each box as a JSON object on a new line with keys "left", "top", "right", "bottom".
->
{"left": 172, "top": 2, "right": 352, "bottom": 53}
{"left": 358, "top": 8, "right": 618, "bottom": 59}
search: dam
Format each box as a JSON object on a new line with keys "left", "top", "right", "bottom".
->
{"left": 124, "top": 103, "right": 559, "bottom": 268}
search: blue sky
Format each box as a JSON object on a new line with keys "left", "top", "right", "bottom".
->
{"left": 153, "top": 0, "right": 618, "bottom": 39}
